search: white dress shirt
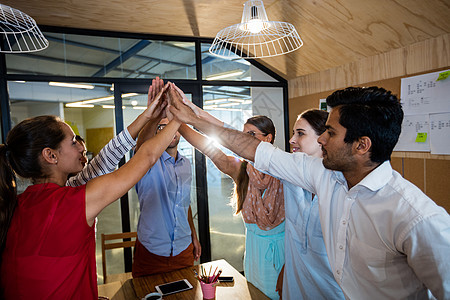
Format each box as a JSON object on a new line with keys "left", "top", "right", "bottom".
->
{"left": 255, "top": 142, "right": 450, "bottom": 299}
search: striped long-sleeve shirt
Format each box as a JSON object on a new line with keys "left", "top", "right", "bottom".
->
{"left": 66, "top": 129, "right": 136, "bottom": 187}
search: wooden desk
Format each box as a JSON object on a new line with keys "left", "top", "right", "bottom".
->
{"left": 98, "top": 279, "right": 136, "bottom": 300}
{"left": 132, "top": 259, "right": 270, "bottom": 300}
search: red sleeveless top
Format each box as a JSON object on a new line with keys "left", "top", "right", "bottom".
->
{"left": 1, "top": 183, "right": 97, "bottom": 300}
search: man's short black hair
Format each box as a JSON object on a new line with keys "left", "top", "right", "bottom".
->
{"left": 326, "top": 86, "right": 403, "bottom": 163}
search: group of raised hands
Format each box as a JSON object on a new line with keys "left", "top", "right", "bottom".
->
{"left": 142, "top": 77, "right": 201, "bottom": 126}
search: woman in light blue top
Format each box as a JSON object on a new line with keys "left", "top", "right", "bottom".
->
{"left": 276, "top": 109, "right": 345, "bottom": 300}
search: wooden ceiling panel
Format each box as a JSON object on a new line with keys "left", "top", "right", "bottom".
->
{"left": 2, "top": 0, "right": 449, "bottom": 79}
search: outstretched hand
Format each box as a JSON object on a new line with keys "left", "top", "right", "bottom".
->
{"left": 166, "top": 83, "right": 198, "bottom": 124}
{"left": 148, "top": 77, "right": 165, "bottom": 105}
{"left": 172, "top": 83, "right": 224, "bottom": 127}
{"left": 142, "top": 82, "right": 170, "bottom": 121}
{"left": 171, "top": 84, "right": 201, "bottom": 117}
{"left": 146, "top": 77, "right": 167, "bottom": 120}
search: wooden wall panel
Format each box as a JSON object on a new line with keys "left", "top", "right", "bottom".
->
{"left": 403, "top": 158, "right": 425, "bottom": 193}
{"left": 390, "top": 157, "right": 403, "bottom": 175}
{"left": 289, "top": 33, "right": 450, "bottom": 98}
{"left": 288, "top": 91, "right": 331, "bottom": 137}
{"left": 425, "top": 159, "right": 450, "bottom": 213}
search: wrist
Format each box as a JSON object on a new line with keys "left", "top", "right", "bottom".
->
{"left": 171, "top": 118, "right": 182, "bottom": 126}
{"left": 193, "top": 113, "right": 208, "bottom": 128}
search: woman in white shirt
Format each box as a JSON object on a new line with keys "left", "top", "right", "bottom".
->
{"left": 276, "top": 109, "right": 344, "bottom": 300}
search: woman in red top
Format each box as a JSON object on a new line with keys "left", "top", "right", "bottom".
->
{"left": 0, "top": 83, "right": 180, "bottom": 299}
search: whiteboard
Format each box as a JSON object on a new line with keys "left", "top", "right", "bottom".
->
{"left": 395, "top": 70, "right": 450, "bottom": 154}
{"left": 394, "top": 114, "right": 430, "bottom": 152}
{"left": 400, "top": 69, "right": 450, "bottom": 116}
{"left": 429, "top": 113, "right": 450, "bottom": 155}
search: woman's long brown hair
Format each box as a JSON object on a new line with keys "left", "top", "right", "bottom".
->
{"left": 0, "top": 116, "right": 65, "bottom": 261}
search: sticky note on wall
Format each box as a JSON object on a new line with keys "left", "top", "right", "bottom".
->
{"left": 437, "top": 71, "right": 450, "bottom": 81}
{"left": 415, "top": 132, "right": 427, "bottom": 143}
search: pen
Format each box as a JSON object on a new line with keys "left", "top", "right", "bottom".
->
{"left": 212, "top": 270, "right": 222, "bottom": 283}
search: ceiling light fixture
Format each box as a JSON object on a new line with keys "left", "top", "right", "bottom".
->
{"left": 206, "top": 70, "right": 245, "bottom": 80}
{"left": 204, "top": 98, "right": 230, "bottom": 104}
{"left": 102, "top": 105, "right": 125, "bottom": 109}
{"left": 132, "top": 106, "right": 147, "bottom": 110}
{"left": 65, "top": 103, "right": 94, "bottom": 108}
{"left": 0, "top": 4, "right": 49, "bottom": 53}
{"left": 218, "top": 102, "right": 241, "bottom": 107}
{"left": 65, "top": 93, "right": 139, "bottom": 107}
{"left": 204, "top": 107, "right": 242, "bottom": 111}
{"left": 49, "top": 82, "right": 95, "bottom": 89}
{"left": 204, "top": 98, "right": 250, "bottom": 105}
{"left": 209, "top": 0, "right": 303, "bottom": 59}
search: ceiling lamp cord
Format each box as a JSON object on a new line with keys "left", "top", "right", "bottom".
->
{"left": 209, "top": 0, "right": 303, "bottom": 59}
{"left": 0, "top": 4, "right": 48, "bottom": 53}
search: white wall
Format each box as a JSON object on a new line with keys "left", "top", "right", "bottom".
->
{"left": 10, "top": 105, "right": 29, "bottom": 127}
{"left": 251, "top": 87, "right": 285, "bottom": 151}
{"left": 64, "top": 108, "right": 86, "bottom": 138}
{"left": 250, "top": 64, "right": 285, "bottom": 150}
{"left": 28, "top": 101, "right": 63, "bottom": 118}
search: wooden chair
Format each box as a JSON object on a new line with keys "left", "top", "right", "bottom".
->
{"left": 101, "top": 231, "right": 137, "bottom": 284}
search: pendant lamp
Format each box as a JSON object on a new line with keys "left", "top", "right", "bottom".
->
{"left": 0, "top": 4, "right": 49, "bottom": 53}
{"left": 209, "top": 0, "right": 303, "bottom": 59}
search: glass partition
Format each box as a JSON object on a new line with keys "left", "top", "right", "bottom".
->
{"left": 201, "top": 43, "right": 278, "bottom": 82}
{"left": 6, "top": 33, "right": 196, "bottom": 79}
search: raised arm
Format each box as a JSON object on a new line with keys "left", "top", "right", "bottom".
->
{"left": 66, "top": 128, "right": 136, "bottom": 187}
{"left": 136, "top": 77, "right": 165, "bottom": 152}
{"left": 168, "top": 83, "right": 260, "bottom": 161}
{"left": 67, "top": 78, "right": 167, "bottom": 187}
{"left": 179, "top": 123, "right": 241, "bottom": 181}
{"left": 172, "top": 84, "right": 224, "bottom": 127}
{"left": 84, "top": 84, "right": 174, "bottom": 225}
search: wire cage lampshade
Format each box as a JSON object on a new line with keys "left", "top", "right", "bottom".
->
{"left": 0, "top": 4, "right": 49, "bottom": 53}
{"left": 209, "top": 0, "right": 303, "bottom": 59}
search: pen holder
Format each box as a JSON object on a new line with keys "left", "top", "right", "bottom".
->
{"left": 200, "top": 281, "right": 217, "bottom": 299}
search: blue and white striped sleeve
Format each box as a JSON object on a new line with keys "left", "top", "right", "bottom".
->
{"left": 66, "top": 128, "right": 136, "bottom": 187}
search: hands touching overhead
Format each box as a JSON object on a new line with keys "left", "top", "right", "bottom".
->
{"left": 146, "top": 79, "right": 200, "bottom": 124}
{"left": 165, "top": 82, "right": 199, "bottom": 123}
{"left": 146, "top": 75, "right": 238, "bottom": 130}
{"left": 143, "top": 77, "right": 169, "bottom": 121}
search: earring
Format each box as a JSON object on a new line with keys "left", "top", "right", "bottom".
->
{"left": 55, "top": 160, "right": 58, "bottom": 164}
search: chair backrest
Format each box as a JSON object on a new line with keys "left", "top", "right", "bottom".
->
{"left": 101, "top": 231, "right": 137, "bottom": 283}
